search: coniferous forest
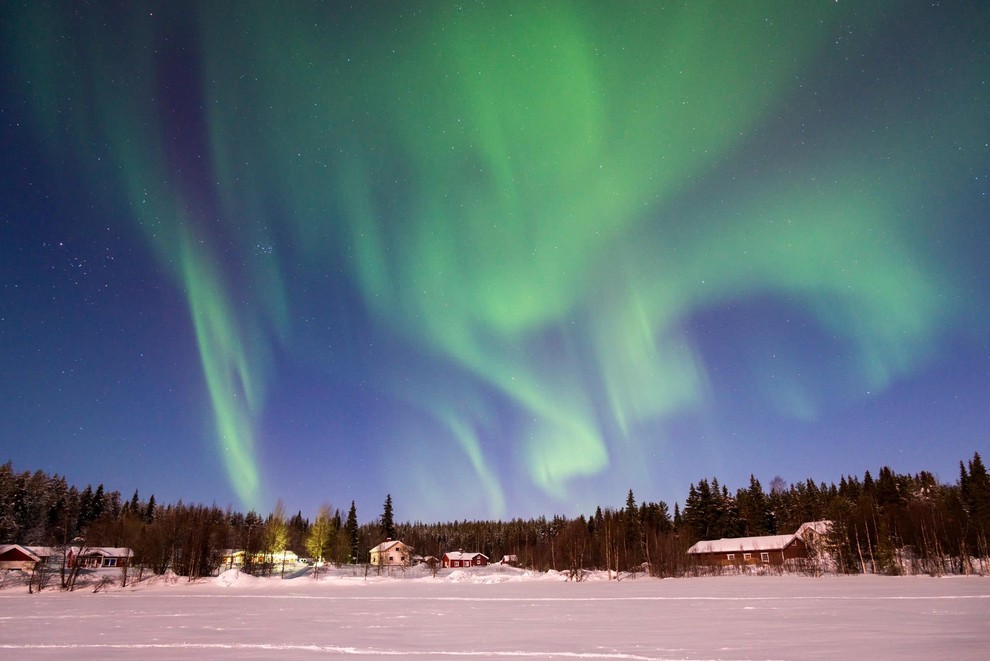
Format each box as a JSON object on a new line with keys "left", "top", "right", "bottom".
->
{"left": 2, "top": 453, "right": 988, "bottom": 580}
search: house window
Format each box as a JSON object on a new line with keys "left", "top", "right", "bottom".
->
{"left": 102, "top": 558, "right": 117, "bottom": 567}
{"left": 726, "top": 553, "right": 735, "bottom": 560}
{"left": 743, "top": 553, "right": 752, "bottom": 560}
{"left": 760, "top": 552, "right": 770, "bottom": 563}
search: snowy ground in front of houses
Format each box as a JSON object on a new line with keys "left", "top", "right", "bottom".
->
{"left": 1, "top": 566, "right": 988, "bottom": 659}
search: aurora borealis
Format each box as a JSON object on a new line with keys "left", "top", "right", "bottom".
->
{"left": 1, "top": 2, "right": 987, "bottom": 521}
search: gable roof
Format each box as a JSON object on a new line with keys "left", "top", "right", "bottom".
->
{"left": 443, "top": 551, "right": 488, "bottom": 561}
{"left": 795, "top": 520, "right": 832, "bottom": 539}
{"left": 370, "top": 540, "right": 411, "bottom": 553}
{"left": 76, "top": 547, "right": 133, "bottom": 558}
{"left": 686, "top": 521, "right": 832, "bottom": 555}
{"left": 0, "top": 544, "right": 42, "bottom": 562}
{"left": 687, "top": 534, "right": 800, "bottom": 555}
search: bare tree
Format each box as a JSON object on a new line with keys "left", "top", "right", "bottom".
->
{"left": 28, "top": 561, "right": 54, "bottom": 593}
{"left": 64, "top": 536, "right": 87, "bottom": 591}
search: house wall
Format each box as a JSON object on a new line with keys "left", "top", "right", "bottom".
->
{"left": 0, "top": 547, "right": 38, "bottom": 571}
{"left": 782, "top": 540, "right": 808, "bottom": 562}
{"left": 0, "top": 546, "right": 44, "bottom": 571}
{"left": 693, "top": 540, "right": 808, "bottom": 567}
{"left": 372, "top": 543, "right": 411, "bottom": 566}
{"left": 76, "top": 554, "right": 131, "bottom": 569}
{"left": 442, "top": 554, "right": 488, "bottom": 568}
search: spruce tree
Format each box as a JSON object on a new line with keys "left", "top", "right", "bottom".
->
{"left": 381, "top": 494, "right": 396, "bottom": 540}
{"left": 966, "top": 453, "right": 990, "bottom": 543}
{"left": 143, "top": 495, "right": 156, "bottom": 523}
{"left": 345, "top": 501, "right": 359, "bottom": 563}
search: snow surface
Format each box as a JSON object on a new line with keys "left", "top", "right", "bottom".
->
{"left": 1, "top": 565, "right": 988, "bottom": 659}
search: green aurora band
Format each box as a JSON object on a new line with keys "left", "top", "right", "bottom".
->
{"left": 7, "top": 2, "right": 985, "bottom": 514}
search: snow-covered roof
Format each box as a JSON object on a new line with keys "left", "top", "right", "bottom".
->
{"left": 688, "top": 534, "right": 799, "bottom": 555}
{"left": 14, "top": 545, "right": 132, "bottom": 558}
{"left": 0, "top": 544, "right": 42, "bottom": 561}
{"left": 371, "top": 540, "right": 410, "bottom": 553}
{"left": 77, "top": 547, "right": 134, "bottom": 558}
{"left": 443, "top": 551, "right": 488, "bottom": 561}
{"left": 687, "top": 521, "right": 832, "bottom": 555}
{"left": 794, "top": 520, "right": 832, "bottom": 539}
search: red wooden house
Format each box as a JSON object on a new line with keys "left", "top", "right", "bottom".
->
{"left": 0, "top": 544, "right": 43, "bottom": 571}
{"left": 442, "top": 551, "right": 489, "bottom": 568}
{"left": 687, "top": 521, "right": 831, "bottom": 567}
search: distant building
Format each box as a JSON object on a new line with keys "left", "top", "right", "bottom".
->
{"left": 442, "top": 551, "right": 489, "bottom": 568}
{"left": 68, "top": 547, "right": 133, "bottom": 569}
{"left": 0, "top": 544, "right": 43, "bottom": 571}
{"left": 370, "top": 539, "right": 413, "bottom": 566}
{"left": 500, "top": 554, "right": 519, "bottom": 566}
{"left": 220, "top": 549, "right": 247, "bottom": 568}
{"left": 1, "top": 545, "right": 134, "bottom": 571}
{"left": 219, "top": 549, "right": 300, "bottom": 569}
{"left": 687, "top": 521, "right": 832, "bottom": 567}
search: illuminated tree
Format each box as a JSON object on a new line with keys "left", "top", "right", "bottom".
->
{"left": 306, "top": 504, "right": 335, "bottom": 577}
{"left": 263, "top": 500, "right": 289, "bottom": 577}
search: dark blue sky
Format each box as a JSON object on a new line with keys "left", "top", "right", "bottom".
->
{"left": 1, "top": 1, "right": 987, "bottom": 522}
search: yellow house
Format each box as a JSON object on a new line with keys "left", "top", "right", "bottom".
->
{"left": 220, "top": 549, "right": 247, "bottom": 568}
{"left": 369, "top": 539, "right": 413, "bottom": 566}
{"left": 220, "top": 549, "right": 300, "bottom": 569}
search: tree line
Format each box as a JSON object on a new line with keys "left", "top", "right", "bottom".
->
{"left": 1, "top": 453, "right": 987, "bottom": 580}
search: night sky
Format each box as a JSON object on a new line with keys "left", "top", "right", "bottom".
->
{"left": 1, "top": 2, "right": 987, "bottom": 523}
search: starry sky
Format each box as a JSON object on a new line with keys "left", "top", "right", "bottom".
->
{"left": 1, "top": 1, "right": 987, "bottom": 523}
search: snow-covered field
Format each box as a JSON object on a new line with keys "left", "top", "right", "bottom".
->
{"left": 1, "top": 566, "right": 988, "bottom": 659}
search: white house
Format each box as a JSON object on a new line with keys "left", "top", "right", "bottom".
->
{"left": 370, "top": 539, "right": 413, "bottom": 566}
